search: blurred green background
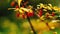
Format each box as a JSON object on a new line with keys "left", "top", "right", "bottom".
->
{"left": 0, "top": 0, "right": 60, "bottom": 34}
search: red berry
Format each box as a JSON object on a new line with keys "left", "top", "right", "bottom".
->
{"left": 52, "top": 12, "right": 55, "bottom": 16}
{"left": 11, "top": 1, "right": 15, "bottom": 7}
{"left": 22, "top": 14, "right": 26, "bottom": 19}
{"left": 39, "top": 10, "right": 43, "bottom": 17}
{"left": 27, "top": 12, "right": 34, "bottom": 17}
{"left": 39, "top": 10, "right": 43, "bottom": 13}
{"left": 15, "top": 5, "right": 19, "bottom": 8}
{"left": 39, "top": 13, "right": 42, "bottom": 17}
{"left": 16, "top": 12, "right": 20, "bottom": 17}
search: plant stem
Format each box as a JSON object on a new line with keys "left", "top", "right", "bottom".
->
{"left": 25, "top": 12, "right": 36, "bottom": 34}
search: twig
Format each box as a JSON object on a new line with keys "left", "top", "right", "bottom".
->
{"left": 25, "top": 12, "right": 37, "bottom": 34}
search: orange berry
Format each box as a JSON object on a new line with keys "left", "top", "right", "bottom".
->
{"left": 11, "top": 1, "right": 15, "bottom": 7}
